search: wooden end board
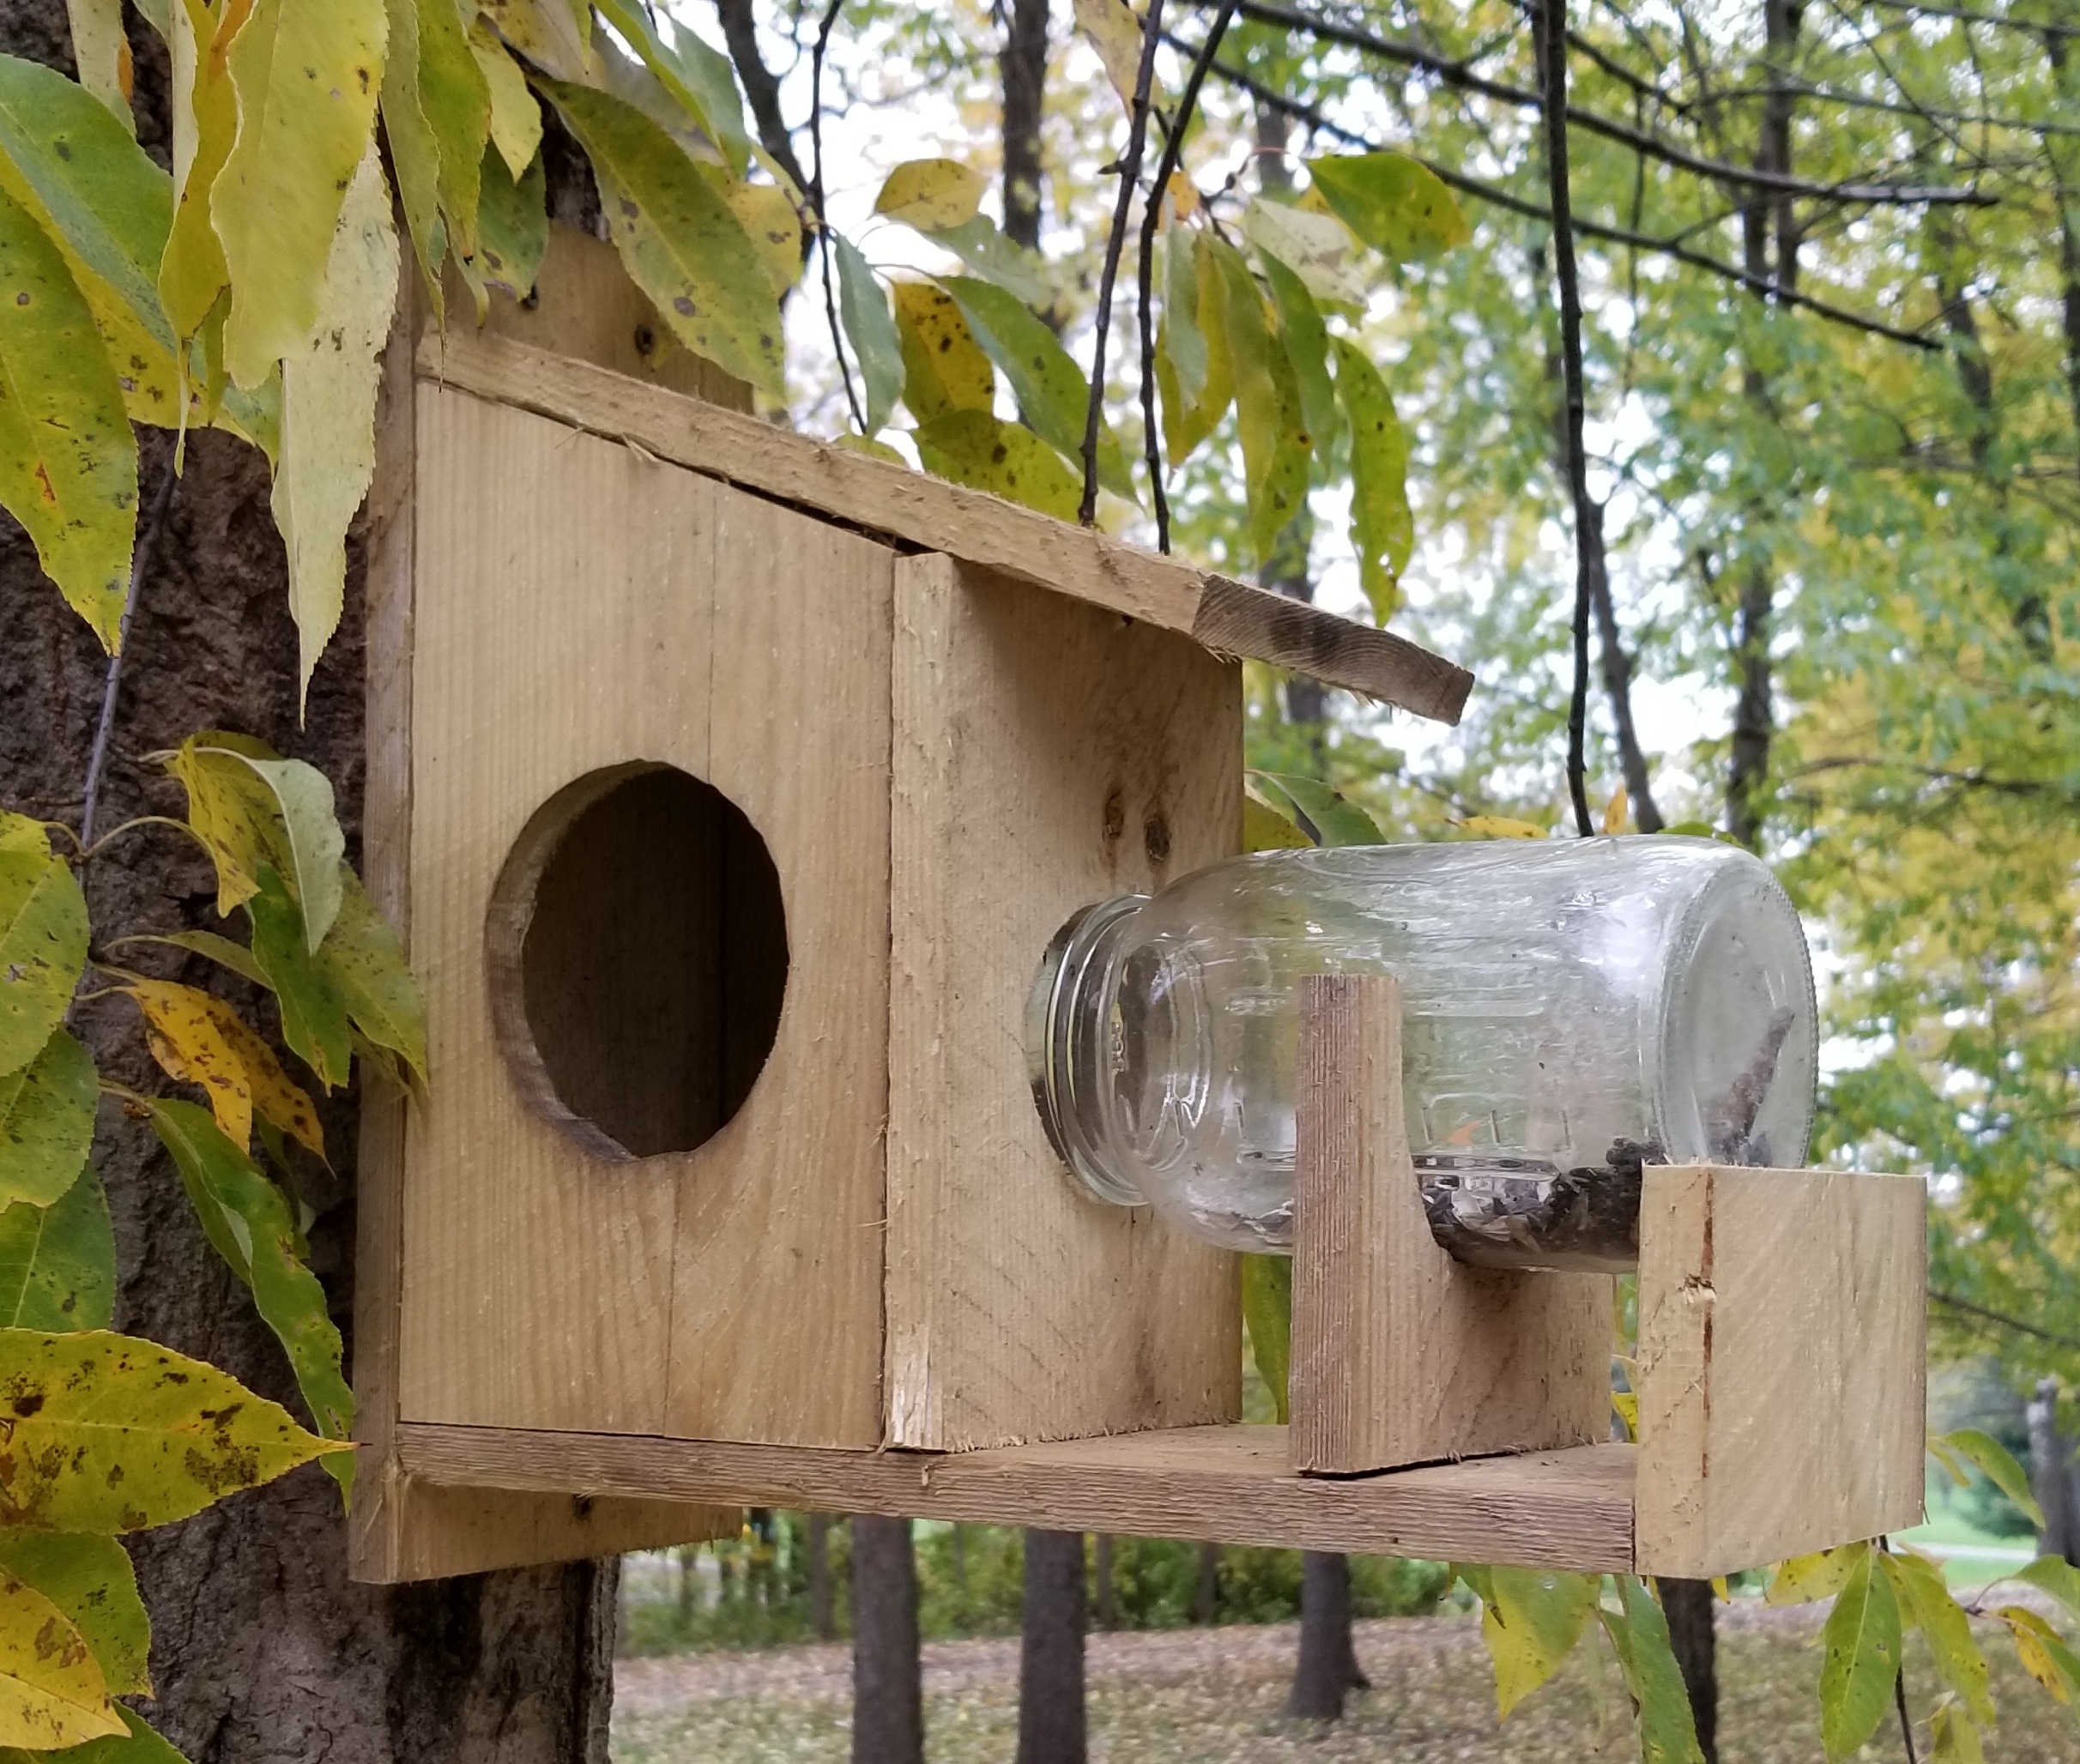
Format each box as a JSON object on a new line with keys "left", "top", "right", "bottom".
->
{"left": 1290, "top": 975, "right": 1611, "bottom": 1475}
{"left": 885, "top": 553, "right": 1241, "bottom": 1451}
{"left": 396, "top": 1422, "right": 1637, "bottom": 1573}
{"left": 1633, "top": 1164, "right": 1927, "bottom": 1578}
{"left": 415, "top": 326, "right": 1473, "bottom": 724}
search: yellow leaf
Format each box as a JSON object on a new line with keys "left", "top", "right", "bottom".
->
{"left": 722, "top": 179, "right": 800, "bottom": 299}
{"left": 1331, "top": 338, "right": 1411, "bottom": 622}
{"left": 0, "top": 1567, "right": 122, "bottom": 1748}
{"left": 1930, "top": 1695, "right": 1986, "bottom": 1763}
{"left": 1611, "top": 1389, "right": 1638, "bottom": 1441}
{"left": 0, "top": 1533, "right": 149, "bottom": 1698}
{"left": 2000, "top": 1605, "right": 2080, "bottom": 1703}
{"left": 212, "top": 0, "right": 387, "bottom": 387}
{"left": 1768, "top": 1541, "right": 1868, "bottom": 1606}
{"left": 164, "top": 734, "right": 345, "bottom": 945}
{"left": 160, "top": 0, "right": 252, "bottom": 349}
{"left": 1212, "top": 237, "right": 1308, "bottom": 565}
{"left": 380, "top": 0, "right": 447, "bottom": 311}
{"left": 1073, "top": 0, "right": 1155, "bottom": 112}
{"left": 1711, "top": 1575, "right": 1731, "bottom": 1601}
{"left": 127, "top": 980, "right": 323, "bottom": 1159}
{"left": 469, "top": 18, "right": 541, "bottom": 179}
{"left": 0, "top": 848, "right": 90, "bottom": 1077}
{"left": 1164, "top": 171, "right": 1198, "bottom": 219}
{"left": 1460, "top": 815, "right": 1546, "bottom": 841}
{"left": 874, "top": 157, "right": 985, "bottom": 231}
{"left": 892, "top": 281, "right": 993, "bottom": 422}
{"left": 1242, "top": 196, "right": 1364, "bottom": 306}
{"left": 0, "top": 185, "right": 136, "bottom": 653}
{"left": 64, "top": 0, "right": 133, "bottom": 131}
{"left": 1602, "top": 785, "right": 1630, "bottom": 834}
{"left": 1480, "top": 1567, "right": 1599, "bottom": 1719}
{"left": 1155, "top": 230, "right": 1232, "bottom": 460}
{"left": 0, "top": 1328, "right": 333, "bottom": 1531}
{"left": 1243, "top": 796, "right": 1310, "bottom": 852}
{"left": 476, "top": 0, "right": 589, "bottom": 82}
{"left": 271, "top": 146, "right": 399, "bottom": 705}
{"left": 912, "top": 410, "right": 1079, "bottom": 521}
{"left": 1886, "top": 1549, "right": 1993, "bottom": 1724}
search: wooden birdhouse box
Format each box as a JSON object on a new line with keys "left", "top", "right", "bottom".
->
{"left": 351, "top": 233, "right": 1924, "bottom": 1586}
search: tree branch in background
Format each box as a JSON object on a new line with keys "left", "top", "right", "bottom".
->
{"left": 1001, "top": 0, "right": 1050, "bottom": 252}
{"left": 1179, "top": 43, "right": 1942, "bottom": 350}
{"left": 810, "top": 0, "right": 865, "bottom": 432}
{"left": 1081, "top": 0, "right": 1165, "bottom": 525}
{"left": 1930, "top": 1289, "right": 2080, "bottom": 1355}
{"left": 1588, "top": 497, "right": 1666, "bottom": 830}
{"left": 1137, "top": 0, "right": 1237, "bottom": 549}
{"left": 713, "top": 0, "right": 812, "bottom": 197}
{"left": 1535, "top": 0, "right": 1597, "bottom": 838}
{"left": 81, "top": 456, "right": 178, "bottom": 845}
{"left": 1210, "top": 0, "right": 1996, "bottom": 207}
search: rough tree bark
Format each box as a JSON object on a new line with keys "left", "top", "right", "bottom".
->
{"left": 850, "top": 1517, "right": 923, "bottom": 1764}
{"left": 1015, "top": 1529, "right": 1087, "bottom": 1764}
{"left": 0, "top": 12, "right": 631, "bottom": 1763}
{"left": 1285, "top": 1552, "right": 1368, "bottom": 1720}
{"left": 1001, "top": 0, "right": 1049, "bottom": 253}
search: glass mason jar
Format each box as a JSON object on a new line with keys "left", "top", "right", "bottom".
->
{"left": 1026, "top": 836, "right": 1817, "bottom": 1272}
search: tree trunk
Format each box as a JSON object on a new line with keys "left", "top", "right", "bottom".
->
{"left": 850, "top": 1516, "right": 923, "bottom": 1764}
{"left": 0, "top": 12, "right": 642, "bottom": 1759}
{"left": 1016, "top": 1529, "right": 1087, "bottom": 1764}
{"left": 1191, "top": 1543, "right": 1220, "bottom": 1624}
{"left": 1092, "top": 1534, "right": 1116, "bottom": 1630}
{"left": 1000, "top": 0, "right": 1049, "bottom": 252}
{"left": 1286, "top": 1551, "right": 1367, "bottom": 1719}
{"left": 807, "top": 1513, "right": 836, "bottom": 1640}
{"left": 2029, "top": 1380, "right": 2078, "bottom": 1564}
{"left": 1660, "top": 1578, "right": 1720, "bottom": 1764}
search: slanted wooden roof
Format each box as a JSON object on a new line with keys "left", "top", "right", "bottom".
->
{"left": 419, "top": 325, "right": 1474, "bottom": 726}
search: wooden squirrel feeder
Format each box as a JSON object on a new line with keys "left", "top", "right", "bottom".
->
{"left": 350, "top": 233, "right": 1924, "bottom": 1586}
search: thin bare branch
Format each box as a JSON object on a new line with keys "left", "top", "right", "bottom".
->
{"left": 809, "top": 0, "right": 864, "bottom": 433}
{"left": 80, "top": 459, "right": 177, "bottom": 846}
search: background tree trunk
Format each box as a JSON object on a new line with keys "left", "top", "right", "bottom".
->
{"left": 0, "top": 9, "right": 641, "bottom": 1758}
{"left": 807, "top": 1513, "right": 836, "bottom": 1640}
{"left": 2028, "top": 1380, "right": 2079, "bottom": 1565}
{"left": 1286, "top": 1551, "right": 1367, "bottom": 1719}
{"left": 1191, "top": 1543, "right": 1220, "bottom": 1625}
{"left": 1660, "top": 1578, "right": 1720, "bottom": 1764}
{"left": 1015, "top": 1529, "right": 1086, "bottom": 1764}
{"left": 850, "top": 1517, "right": 923, "bottom": 1764}
{"left": 1000, "top": 0, "right": 1049, "bottom": 254}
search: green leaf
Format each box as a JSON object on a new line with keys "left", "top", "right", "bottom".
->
{"left": 317, "top": 867, "right": 426, "bottom": 1088}
{"left": 1212, "top": 238, "right": 1309, "bottom": 566}
{"left": 1261, "top": 251, "right": 1337, "bottom": 467}
{"left": 713, "top": 177, "right": 799, "bottom": 300}
{"left": 473, "top": 142, "right": 547, "bottom": 299}
{"left": 1332, "top": 338, "right": 1412, "bottom": 623}
{"left": 893, "top": 281, "right": 994, "bottom": 423}
{"left": 832, "top": 233, "right": 901, "bottom": 435}
{"left": 476, "top": 0, "right": 587, "bottom": 82}
{"left": 0, "top": 1534, "right": 148, "bottom": 1697}
{"left": 541, "top": 78, "right": 784, "bottom": 399}
{"left": 913, "top": 410, "right": 1079, "bottom": 520}
{"left": 1250, "top": 771, "right": 1384, "bottom": 847}
{"left": 413, "top": 0, "right": 490, "bottom": 263}
{"left": 1942, "top": 1429, "right": 2046, "bottom": 1530}
{"left": 380, "top": 0, "right": 449, "bottom": 311}
{"left": 469, "top": 18, "right": 541, "bottom": 179}
{"left": 1154, "top": 230, "right": 1232, "bottom": 462}
{"left": 168, "top": 734, "right": 346, "bottom": 948}
{"left": 0, "top": 1567, "right": 122, "bottom": 1747}
{"left": 0, "top": 1705, "right": 189, "bottom": 1764}
{"left": 246, "top": 868, "right": 351, "bottom": 1090}
{"left": 270, "top": 146, "right": 400, "bottom": 709}
{"left": 874, "top": 157, "right": 984, "bottom": 230}
{"left": 1161, "top": 230, "right": 1206, "bottom": 406}
{"left": 2017, "top": 1552, "right": 2080, "bottom": 1626}
{"left": 1930, "top": 1695, "right": 1986, "bottom": 1764}
{"left": 1820, "top": 1545, "right": 1902, "bottom": 1761}
{"left": 917, "top": 214, "right": 1049, "bottom": 308}
{"left": 0, "top": 848, "right": 88, "bottom": 1077}
{"left": 64, "top": 0, "right": 132, "bottom": 130}
{"left": 147, "top": 1101, "right": 353, "bottom": 1480}
{"left": 0, "top": 1032, "right": 95, "bottom": 1210}
{"left": 590, "top": 0, "right": 748, "bottom": 178}
{"left": 935, "top": 275, "right": 1129, "bottom": 497}
{"left": 0, "top": 184, "right": 136, "bottom": 652}
{"left": 1307, "top": 153, "right": 1471, "bottom": 263}
{"left": 109, "top": 930, "right": 266, "bottom": 989}
{"left": 0, "top": 819, "right": 45, "bottom": 858}
{"left": 1241, "top": 1254, "right": 1290, "bottom": 1423}
{"left": 1480, "top": 1567, "right": 1599, "bottom": 1719}
{"left": 1600, "top": 1577, "right": 1706, "bottom": 1764}
{"left": 1768, "top": 1540, "right": 1869, "bottom": 1606}
{"left": 0, "top": 1327, "right": 333, "bottom": 1530}
{"left": 1885, "top": 1549, "right": 1992, "bottom": 1724}
{"left": 0, "top": 1169, "right": 115, "bottom": 1332}
{"left": 1243, "top": 795, "right": 1311, "bottom": 852}
{"left": 212, "top": 0, "right": 387, "bottom": 388}
{"left": 1243, "top": 197, "right": 1364, "bottom": 306}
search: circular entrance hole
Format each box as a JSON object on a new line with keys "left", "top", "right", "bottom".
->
{"left": 486, "top": 764, "right": 789, "bottom": 1160}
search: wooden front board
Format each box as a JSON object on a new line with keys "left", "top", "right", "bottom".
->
{"left": 1633, "top": 1164, "right": 1927, "bottom": 1577}
{"left": 391, "top": 384, "right": 891, "bottom": 1450}
{"left": 885, "top": 554, "right": 1243, "bottom": 1449}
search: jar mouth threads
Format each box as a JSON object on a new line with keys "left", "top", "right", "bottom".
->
{"left": 1026, "top": 895, "right": 1151, "bottom": 1208}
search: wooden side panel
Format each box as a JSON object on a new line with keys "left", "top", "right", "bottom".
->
{"left": 1634, "top": 1165, "right": 1926, "bottom": 1578}
{"left": 886, "top": 553, "right": 1242, "bottom": 1451}
{"left": 1290, "top": 975, "right": 1609, "bottom": 1474}
{"left": 659, "top": 484, "right": 894, "bottom": 1450}
{"left": 398, "top": 1422, "right": 1637, "bottom": 1573}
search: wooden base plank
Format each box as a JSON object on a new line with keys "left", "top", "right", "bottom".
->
{"left": 395, "top": 1423, "right": 1636, "bottom": 1573}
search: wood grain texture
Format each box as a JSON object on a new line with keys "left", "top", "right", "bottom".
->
{"left": 1633, "top": 1164, "right": 1927, "bottom": 1578}
{"left": 1290, "top": 975, "right": 1610, "bottom": 1475}
{"left": 415, "top": 326, "right": 1472, "bottom": 721}
{"left": 393, "top": 385, "right": 889, "bottom": 1448}
{"left": 435, "top": 223, "right": 752, "bottom": 410}
{"left": 886, "top": 553, "right": 1241, "bottom": 1451}
{"left": 1191, "top": 577, "right": 1472, "bottom": 726}
{"left": 396, "top": 1423, "right": 1637, "bottom": 1571}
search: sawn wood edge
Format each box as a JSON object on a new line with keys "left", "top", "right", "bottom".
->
{"left": 395, "top": 1423, "right": 1636, "bottom": 1572}
{"left": 413, "top": 328, "right": 1473, "bottom": 725}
